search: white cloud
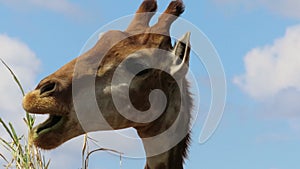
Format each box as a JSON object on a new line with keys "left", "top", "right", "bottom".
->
{"left": 261, "top": 88, "right": 300, "bottom": 134}
{"left": 261, "top": 0, "right": 300, "bottom": 19}
{"left": 0, "top": 34, "right": 40, "bottom": 129}
{"left": 214, "top": 0, "right": 300, "bottom": 19}
{"left": 256, "top": 132, "right": 295, "bottom": 143}
{"left": 262, "top": 88, "right": 300, "bottom": 120}
{"left": 0, "top": 0, "right": 83, "bottom": 17}
{"left": 234, "top": 24, "right": 300, "bottom": 99}
{"left": 0, "top": 34, "right": 40, "bottom": 165}
{"left": 234, "top": 25, "right": 300, "bottom": 133}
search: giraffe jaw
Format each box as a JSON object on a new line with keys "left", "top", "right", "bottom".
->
{"left": 29, "top": 112, "right": 84, "bottom": 150}
{"left": 29, "top": 114, "right": 70, "bottom": 150}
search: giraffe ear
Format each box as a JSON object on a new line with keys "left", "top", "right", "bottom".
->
{"left": 170, "top": 32, "right": 191, "bottom": 77}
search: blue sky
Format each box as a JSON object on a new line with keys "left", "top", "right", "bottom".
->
{"left": 1, "top": 0, "right": 300, "bottom": 169}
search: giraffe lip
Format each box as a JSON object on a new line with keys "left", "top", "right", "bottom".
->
{"left": 34, "top": 115, "right": 64, "bottom": 135}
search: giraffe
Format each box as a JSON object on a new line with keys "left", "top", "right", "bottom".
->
{"left": 22, "top": 0, "right": 192, "bottom": 168}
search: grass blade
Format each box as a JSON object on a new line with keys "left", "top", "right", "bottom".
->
{"left": 0, "top": 153, "right": 9, "bottom": 164}
{"left": 0, "top": 58, "right": 25, "bottom": 96}
{"left": 0, "top": 58, "right": 34, "bottom": 130}
{"left": 84, "top": 148, "right": 123, "bottom": 169}
{"left": 0, "top": 59, "right": 50, "bottom": 169}
{"left": 0, "top": 118, "right": 14, "bottom": 141}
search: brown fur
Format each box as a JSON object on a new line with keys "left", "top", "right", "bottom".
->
{"left": 22, "top": 1, "right": 192, "bottom": 168}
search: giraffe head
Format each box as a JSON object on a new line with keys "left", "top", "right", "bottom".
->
{"left": 22, "top": 0, "right": 191, "bottom": 150}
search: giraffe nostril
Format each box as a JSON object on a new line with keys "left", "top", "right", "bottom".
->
{"left": 40, "top": 82, "right": 56, "bottom": 96}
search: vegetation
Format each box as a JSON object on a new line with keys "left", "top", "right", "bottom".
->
{"left": 0, "top": 59, "right": 50, "bottom": 169}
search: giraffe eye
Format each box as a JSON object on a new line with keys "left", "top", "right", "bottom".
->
{"left": 125, "top": 59, "right": 151, "bottom": 76}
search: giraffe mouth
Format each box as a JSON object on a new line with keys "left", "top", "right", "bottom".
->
{"left": 34, "top": 114, "right": 64, "bottom": 135}
{"left": 29, "top": 113, "right": 79, "bottom": 150}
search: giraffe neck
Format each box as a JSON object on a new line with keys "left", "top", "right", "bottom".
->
{"left": 136, "top": 79, "right": 192, "bottom": 169}
{"left": 144, "top": 134, "right": 190, "bottom": 169}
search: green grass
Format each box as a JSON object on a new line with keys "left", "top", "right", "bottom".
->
{"left": 0, "top": 59, "right": 50, "bottom": 169}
